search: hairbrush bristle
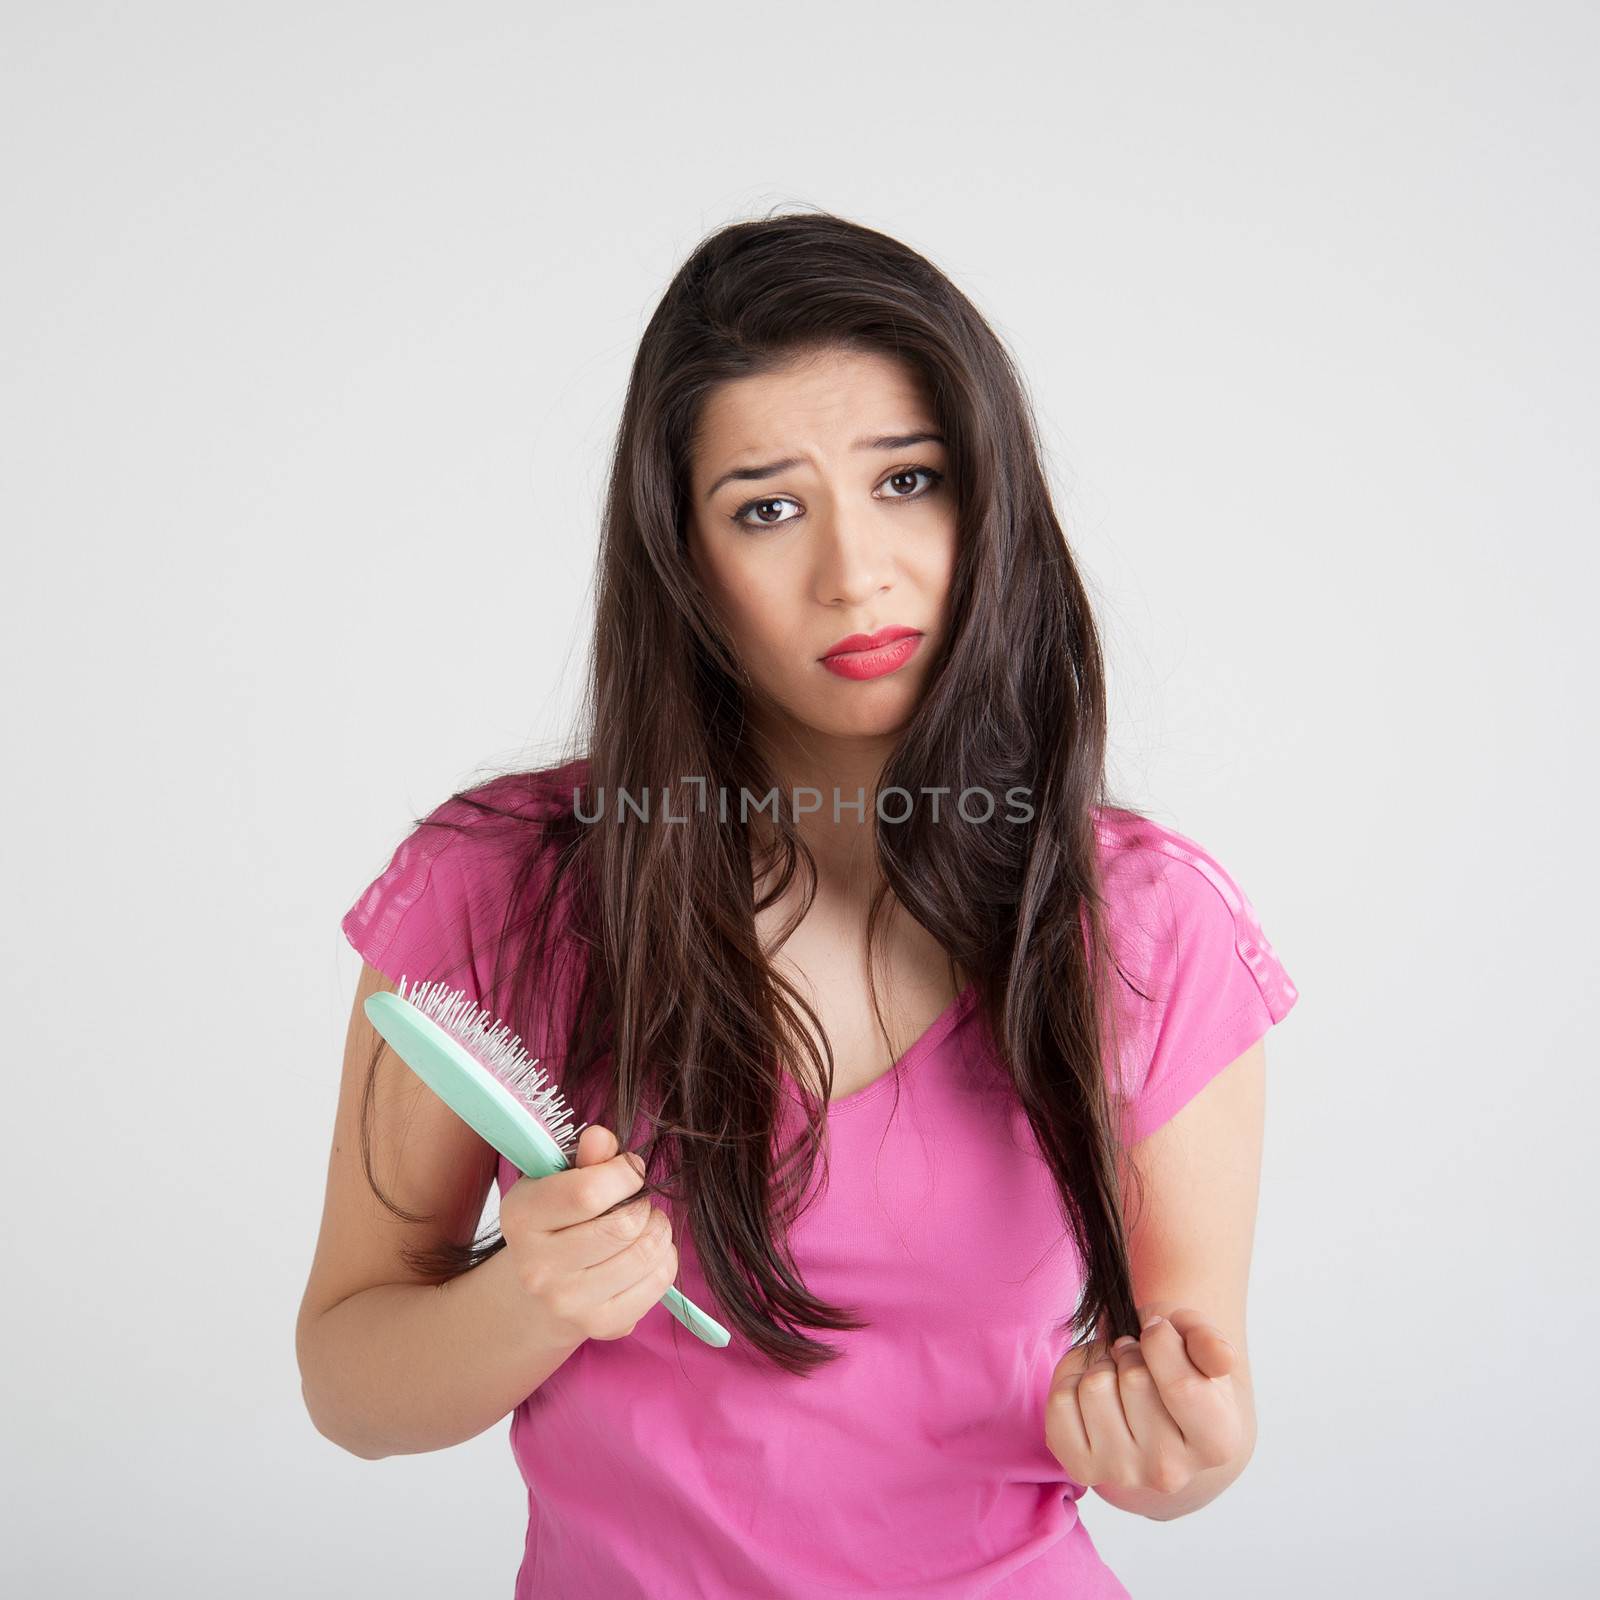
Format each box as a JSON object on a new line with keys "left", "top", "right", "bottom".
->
{"left": 397, "top": 976, "right": 586, "bottom": 1158}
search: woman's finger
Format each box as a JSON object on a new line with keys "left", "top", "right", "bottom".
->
{"left": 1109, "top": 1338, "right": 1187, "bottom": 1475}
{"left": 1154, "top": 1307, "right": 1237, "bottom": 1380}
{"left": 1137, "top": 1316, "right": 1240, "bottom": 1468}
{"left": 1045, "top": 1367, "right": 1094, "bottom": 1483}
{"left": 1075, "top": 1352, "right": 1134, "bottom": 1470}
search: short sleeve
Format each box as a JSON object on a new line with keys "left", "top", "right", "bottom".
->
{"left": 1101, "top": 820, "right": 1299, "bottom": 1144}
{"left": 341, "top": 795, "right": 514, "bottom": 1007}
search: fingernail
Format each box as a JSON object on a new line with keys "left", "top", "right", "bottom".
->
{"left": 1113, "top": 1335, "right": 1137, "bottom": 1351}
{"left": 1141, "top": 1314, "right": 1164, "bottom": 1331}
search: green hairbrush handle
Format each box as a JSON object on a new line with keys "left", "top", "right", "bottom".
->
{"left": 365, "top": 989, "right": 730, "bottom": 1349}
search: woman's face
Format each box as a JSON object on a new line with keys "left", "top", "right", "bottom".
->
{"left": 685, "top": 346, "right": 958, "bottom": 746}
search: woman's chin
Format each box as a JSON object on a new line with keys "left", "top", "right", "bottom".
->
{"left": 757, "top": 685, "right": 922, "bottom": 745}
{"left": 811, "top": 704, "right": 917, "bottom": 741}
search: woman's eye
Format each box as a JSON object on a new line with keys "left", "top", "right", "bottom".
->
{"left": 729, "top": 466, "right": 944, "bottom": 530}
{"left": 732, "top": 496, "right": 801, "bottom": 529}
{"left": 879, "top": 466, "right": 943, "bottom": 500}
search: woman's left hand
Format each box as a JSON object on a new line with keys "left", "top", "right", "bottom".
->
{"left": 1044, "top": 1306, "right": 1249, "bottom": 1497}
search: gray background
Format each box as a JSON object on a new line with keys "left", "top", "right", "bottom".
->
{"left": 4, "top": 2, "right": 1594, "bottom": 1594}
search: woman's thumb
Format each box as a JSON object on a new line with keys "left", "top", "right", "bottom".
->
{"left": 574, "top": 1124, "right": 619, "bottom": 1168}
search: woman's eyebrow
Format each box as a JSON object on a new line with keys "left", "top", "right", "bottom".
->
{"left": 703, "top": 431, "right": 946, "bottom": 502}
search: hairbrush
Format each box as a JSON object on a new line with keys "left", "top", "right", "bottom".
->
{"left": 364, "top": 977, "right": 729, "bottom": 1349}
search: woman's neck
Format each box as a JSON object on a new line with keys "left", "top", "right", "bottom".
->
{"left": 747, "top": 716, "right": 896, "bottom": 893}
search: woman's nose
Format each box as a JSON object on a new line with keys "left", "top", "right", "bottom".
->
{"left": 812, "top": 514, "right": 892, "bottom": 607}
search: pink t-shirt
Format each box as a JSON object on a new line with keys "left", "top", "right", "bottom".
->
{"left": 341, "top": 767, "right": 1299, "bottom": 1598}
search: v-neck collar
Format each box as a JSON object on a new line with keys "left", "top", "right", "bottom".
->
{"left": 784, "top": 981, "right": 981, "bottom": 1116}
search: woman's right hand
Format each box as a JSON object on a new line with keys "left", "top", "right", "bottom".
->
{"left": 498, "top": 1124, "right": 679, "bottom": 1347}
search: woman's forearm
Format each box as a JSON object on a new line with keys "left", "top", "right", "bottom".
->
{"left": 297, "top": 1247, "right": 582, "bottom": 1460}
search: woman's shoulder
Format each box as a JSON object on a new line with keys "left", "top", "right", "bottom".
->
{"left": 1088, "top": 802, "right": 1272, "bottom": 973}
{"left": 1090, "top": 803, "right": 1246, "bottom": 908}
{"left": 341, "top": 755, "right": 592, "bottom": 993}
{"left": 1088, "top": 803, "right": 1299, "bottom": 1138}
{"left": 437, "top": 753, "right": 593, "bottom": 833}
{"left": 1089, "top": 800, "right": 1298, "bottom": 1028}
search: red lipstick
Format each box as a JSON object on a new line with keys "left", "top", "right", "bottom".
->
{"left": 819, "top": 625, "right": 923, "bottom": 681}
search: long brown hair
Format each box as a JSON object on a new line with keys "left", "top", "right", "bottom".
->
{"left": 358, "top": 207, "right": 1154, "bottom": 1377}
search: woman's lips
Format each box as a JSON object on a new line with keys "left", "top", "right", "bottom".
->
{"left": 823, "top": 625, "right": 919, "bottom": 656}
{"left": 819, "top": 633, "right": 923, "bottom": 680}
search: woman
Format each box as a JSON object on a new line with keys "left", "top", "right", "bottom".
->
{"left": 297, "top": 209, "right": 1299, "bottom": 1598}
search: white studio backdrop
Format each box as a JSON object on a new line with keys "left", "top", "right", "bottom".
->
{"left": 3, "top": 2, "right": 1594, "bottom": 1594}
